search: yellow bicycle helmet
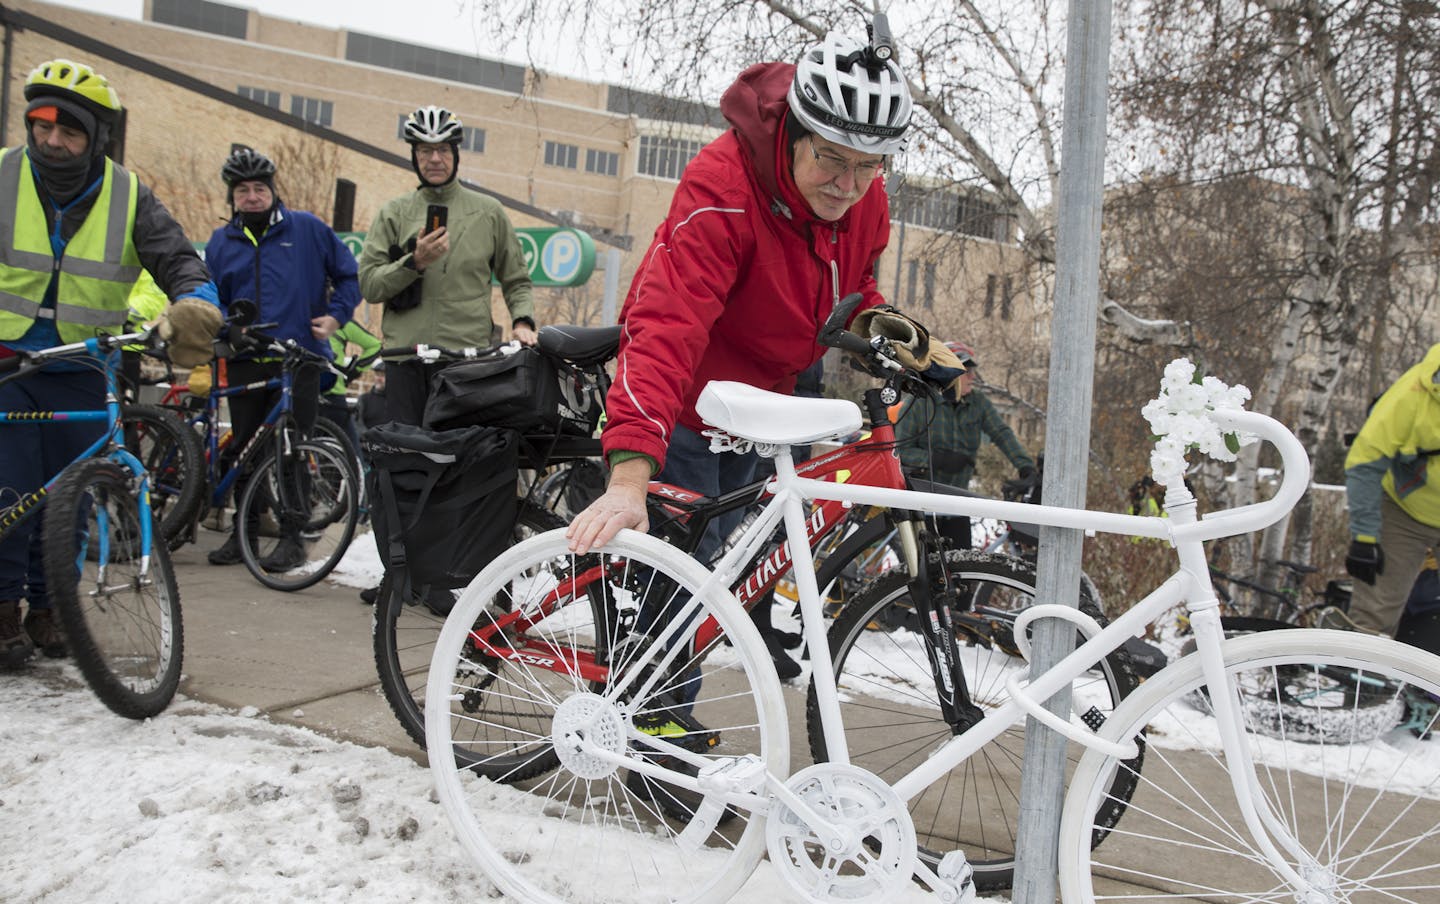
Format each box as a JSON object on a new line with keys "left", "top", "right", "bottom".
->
{"left": 24, "top": 59, "right": 122, "bottom": 122}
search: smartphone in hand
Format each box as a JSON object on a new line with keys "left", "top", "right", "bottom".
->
{"left": 424, "top": 204, "right": 448, "bottom": 235}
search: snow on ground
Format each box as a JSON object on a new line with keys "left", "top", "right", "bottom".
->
{"left": 1, "top": 663, "right": 1010, "bottom": 904}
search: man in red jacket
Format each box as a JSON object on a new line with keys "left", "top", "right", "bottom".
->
{"left": 567, "top": 29, "right": 914, "bottom": 673}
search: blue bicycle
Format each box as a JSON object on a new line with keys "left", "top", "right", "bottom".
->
{"left": 167, "top": 309, "right": 361, "bottom": 592}
{"left": 0, "top": 326, "right": 182, "bottom": 719}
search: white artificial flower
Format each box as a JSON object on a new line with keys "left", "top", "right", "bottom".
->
{"left": 1143, "top": 357, "right": 1256, "bottom": 486}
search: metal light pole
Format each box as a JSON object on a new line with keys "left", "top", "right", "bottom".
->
{"left": 1012, "top": 0, "right": 1114, "bottom": 900}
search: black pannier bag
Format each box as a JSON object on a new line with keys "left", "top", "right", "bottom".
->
{"left": 422, "top": 345, "right": 603, "bottom": 436}
{"left": 362, "top": 422, "right": 519, "bottom": 592}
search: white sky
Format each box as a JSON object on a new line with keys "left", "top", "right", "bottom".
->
{"left": 51, "top": 0, "right": 623, "bottom": 86}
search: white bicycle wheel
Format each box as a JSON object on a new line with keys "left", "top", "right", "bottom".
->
{"left": 1060, "top": 629, "right": 1440, "bottom": 903}
{"left": 426, "top": 529, "right": 789, "bottom": 904}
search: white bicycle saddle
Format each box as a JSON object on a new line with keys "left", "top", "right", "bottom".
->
{"left": 696, "top": 380, "right": 863, "bottom": 446}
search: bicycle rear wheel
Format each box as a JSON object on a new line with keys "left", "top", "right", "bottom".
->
{"left": 121, "top": 403, "right": 204, "bottom": 550}
{"left": 42, "top": 457, "right": 183, "bottom": 719}
{"left": 812, "top": 549, "right": 1141, "bottom": 892}
{"left": 237, "top": 439, "right": 359, "bottom": 591}
{"left": 373, "top": 499, "right": 564, "bottom": 752}
{"left": 1060, "top": 629, "right": 1440, "bottom": 903}
{"left": 426, "top": 529, "right": 788, "bottom": 904}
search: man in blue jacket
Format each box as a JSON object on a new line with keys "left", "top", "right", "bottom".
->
{"left": 204, "top": 147, "right": 360, "bottom": 569}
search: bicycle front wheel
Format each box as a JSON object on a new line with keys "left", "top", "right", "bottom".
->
{"left": 122, "top": 403, "right": 204, "bottom": 550}
{"left": 42, "top": 457, "right": 183, "bottom": 719}
{"left": 374, "top": 499, "right": 564, "bottom": 751}
{"left": 426, "top": 529, "right": 789, "bottom": 904}
{"left": 237, "top": 439, "right": 359, "bottom": 591}
{"left": 813, "top": 549, "right": 1141, "bottom": 892}
{"left": 1060, "top": 628, "right": 1440, "bottom": 903}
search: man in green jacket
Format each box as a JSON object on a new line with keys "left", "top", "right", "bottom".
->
{"left": 358, "top": 105, "right": 536, "bottom": 427}
{"left": 1343, "top": 343, "right": 1440, "bottom": 634}
{"left": 894, "top": 339, "right": 1036, "bottom": 550}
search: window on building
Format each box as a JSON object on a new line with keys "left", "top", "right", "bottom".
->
{"left": 152, "top": 0, "right": 247, "bottom": 39}
{"left": 1000, "top": 275, "right": 1013, "bottom": 321}
{"left": 586, "top": 148, "right": 619, "bottom": 177}
{"left": 984, "top": 274, "right": 997, "bottom": 318}
{"left": 545, "top": 141, "right": 579, "bottom": 169}
{"left": 347, "top": 32, "right": 525, "bottom": 95}
{"left": 923, "top": 263, "right": 937, "bottom": 310}
{"left": 637, "top": 135, "right": 704, "bottom": 181}
{"left": 906, "top": 260, "right": 919, "bottom": 308}
{"left": 892, "top": 184, "right": 1014, "bottom": 242}
{"left": 290, "top": 95, "right": 333, "bottom": 128}
{"left": 237, "top": 85, "right": 281, "bottom": 110}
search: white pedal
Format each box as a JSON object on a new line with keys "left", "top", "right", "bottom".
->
{"left": 936, "top": 850, "right": 977, "bottom": 904}
{"left": 674, "top": 755, "right": 765, "bottom": 852}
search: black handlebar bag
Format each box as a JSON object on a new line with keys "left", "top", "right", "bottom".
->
{"left": 362, "top": 422, "right": 519, "bottom": 605}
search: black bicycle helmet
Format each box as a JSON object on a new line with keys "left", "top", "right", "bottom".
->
{"left": 221, "top": 147, "right": 277, "bottom": 187}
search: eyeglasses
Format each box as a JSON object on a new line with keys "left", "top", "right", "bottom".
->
{"left": 414, "top": 145, "right": 452, "bottom": 160}
{"left": 807, "top": 136, "right": 885, "bottom": 181}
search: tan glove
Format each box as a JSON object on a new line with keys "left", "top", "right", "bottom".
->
{"left": 850, "top": 306, "right": 932, "bottom": 370}
{"left": 155, "top": 297, "right": 222, "bottom": 368}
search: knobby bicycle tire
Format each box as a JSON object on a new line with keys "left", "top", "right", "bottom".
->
{"left": 237, "top": 438, "right": 359, "bottom": 591}
{"left": 121, "top": 403, "right": 204, "bottom": 550}
{"left": 373, "top": 500, "right": 565, "bottom": 757}
{"left": 1181, "top": 615, "right": 1408, "bottom": 743}
{"left": 811, "top": 549, "right": 1142, "bottom": 893}
{"left": 42, "top": 457, "right": 183, "bottom": 719}
{"left": 425, "top": 528, "right": 788, "bottom": 904}
{"left": 1060, "top": 629, "right": 1440, "bottom": 903}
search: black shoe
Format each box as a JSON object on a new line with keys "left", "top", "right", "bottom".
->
{"left": 422, "top": 587, "right": 455, "bottom": 617}
{"left": 23, "top": 608, "right": 67, "bottom": 659}
{"left": 207, "top": 532, "right": 244, "bottom": 566}
{"left": 763, "top": 632, "right": 802, "bottom": 680}
{"left": 359, "top": 585, "right": 380, "bottom": 605}
{"left": 771, "top": 628, "right": 803, "bottom": 650}
{"left": 258, "top": 537, "right": 307, "bottom": 571}
{"left": 0, "top": 600, "right": 34, "bottom": 670}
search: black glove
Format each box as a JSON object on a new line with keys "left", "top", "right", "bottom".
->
{"left": 931, "top": 449, "right": 975, "bottom": 474}
{"left": 1002, "top": 466, "right": 1039, "bottom": 500}
{"left": 1345, "top": 539, "right": 1385, "bottom": 586}
{"left": 385, "top": 240, "right": 423, "bottom": 312}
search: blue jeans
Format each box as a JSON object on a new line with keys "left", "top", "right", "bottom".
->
{"left": 638, "top": 424, "right": 758, "bottom": 707}
{"left": 0, "top": 367, "right": 105, "bottom": 607}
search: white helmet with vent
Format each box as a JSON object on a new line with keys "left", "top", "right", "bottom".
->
{"left": 403, "top": 105, "right": 463, "bottom": 144}
{"left": 787, "top": 31, "right": 912, "bottom": 156}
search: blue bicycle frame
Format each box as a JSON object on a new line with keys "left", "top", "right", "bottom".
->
{"left": 0, "top": 335, "right": 156, "bottom": 554}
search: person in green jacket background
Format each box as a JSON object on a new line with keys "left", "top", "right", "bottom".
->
{"left": 1343, "top": 343, "right": 1440, "bottom": 635}
{"left": 357, "top": 105, "right": 536, "bottom": 429}
{"left": 319, "top": 318, "right": 380, "bottom": 460}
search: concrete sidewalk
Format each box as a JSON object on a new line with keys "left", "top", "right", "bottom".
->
{"left": 173, "top": 525, "right": 420, "bottom": 758}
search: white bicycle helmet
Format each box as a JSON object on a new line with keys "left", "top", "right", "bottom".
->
{"left": 787, "top": 32, "right": 912, "bottom": 156}
{"left": 403, "top": 105, "right": 463, "bottom": 145}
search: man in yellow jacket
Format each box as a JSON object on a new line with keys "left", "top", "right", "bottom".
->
{"left": 0, "top": 59, "right": 220, "bottom": 669}
{"left": 1343, "top": 344, "right": 1440, "bottom": 634}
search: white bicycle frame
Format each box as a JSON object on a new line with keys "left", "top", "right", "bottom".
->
{"left": 654, "top": 405, "right": 1319, "bottom": 891}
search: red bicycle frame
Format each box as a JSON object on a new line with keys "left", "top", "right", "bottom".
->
{"left": 467, "top": 419, "right": 909, "bottom": 683}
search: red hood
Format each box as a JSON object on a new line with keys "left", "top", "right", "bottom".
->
{"left": 721, "top": 61, "right": 830, "bottom": 225}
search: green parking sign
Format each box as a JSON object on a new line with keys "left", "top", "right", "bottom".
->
{"left": 336, "top": 227, "right": 594, "bottom": 288}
